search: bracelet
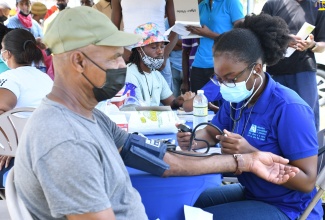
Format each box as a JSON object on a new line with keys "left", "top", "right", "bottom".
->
{"left": 233, "top": 154, "right": 244, "bottom": 175}
{"left": 310, "top": 42, "right": 318, "bottom": 52}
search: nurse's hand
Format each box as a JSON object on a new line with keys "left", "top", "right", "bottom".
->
{"left": 216, "top": 129, "right": 258, "bottom": 154}
{"left": 176, "top": 124, "right": 197, "bottom": 150}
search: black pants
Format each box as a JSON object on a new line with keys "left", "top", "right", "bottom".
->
{"left": 190, "top": 67, "right": 214, "bottom": 93}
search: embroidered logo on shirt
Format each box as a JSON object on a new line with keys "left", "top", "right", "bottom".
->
{"left": 315, "top": 1, "right": 325, "bottom": 10}
{"left": 247, "top": 124, "right": 267, "bottom": 141}
{"left": 0, "top": 79, "right": 7, "bottom": 86}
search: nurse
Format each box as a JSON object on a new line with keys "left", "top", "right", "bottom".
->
{"left": 177, "top": 13, "right": 323, "bottom": 220}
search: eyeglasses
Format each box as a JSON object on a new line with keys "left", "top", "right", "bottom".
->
{"left": 210, "top": 62, "right": 256, "bottom": 88}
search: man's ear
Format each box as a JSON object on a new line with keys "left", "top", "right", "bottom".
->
{"left": 71, "top": 51, "right": 85, "bottom": 72}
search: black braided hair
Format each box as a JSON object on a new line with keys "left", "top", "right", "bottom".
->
{"left": 213, "top": 13, "right": 292, "bottom": 66}
{"left": 129, "top": 48, "right": 145, "bottom": 74}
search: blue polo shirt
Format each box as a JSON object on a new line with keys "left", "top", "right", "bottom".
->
{"left": 192, "top": 0, "right": 244, "bottom": 68}
{"left": 202, "top": 80, "right": 222, "bottom": 102}
{"left": 211, "top": 73, "right": 323, "bottom": 219}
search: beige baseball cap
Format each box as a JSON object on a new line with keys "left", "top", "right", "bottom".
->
{"left": 43, "top": 6, "right": 142, "bottom": 55}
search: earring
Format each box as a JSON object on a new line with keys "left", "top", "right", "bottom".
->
{"left": 253, "top": 70, "right": 257, "bottom": 74}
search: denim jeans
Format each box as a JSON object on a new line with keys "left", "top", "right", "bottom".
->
{"left": 0, "top": 158, "right": 14, "bottom": 188}
{"left": 160, "top": 58, "right": 173, "bottom": 91}
{"left": 272, "top": 71, "right": 319, "bottom": 131}
{"left": 171, "top": 67, "right": 182, "bottom": 97}
{"left": 194, "top": 184, "right": 289, "bottom": 220}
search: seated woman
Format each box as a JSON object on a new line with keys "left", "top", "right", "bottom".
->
{"left": 177, "top": 13, "right": 323, "bottom": 219}
{"left": 0, "top": 28, "right": 53, "bottom": 188}
{"left": 125, "top": 22, "right": 185, "bottom": 109}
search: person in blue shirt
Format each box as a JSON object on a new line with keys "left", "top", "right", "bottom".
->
{"left": 177, "top": 13, "right": 323, "bottom": 220}
{"left": 186, "top": 0, "right": 244, "bottom": 94}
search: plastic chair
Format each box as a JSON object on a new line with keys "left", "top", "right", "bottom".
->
{"left": 299, "top": 130, "right": 325, "bottom": 220}
{"left": 0, "top": 107, "right": 35, "bottom": 200}
{"left": 0, "top": 107, "right": 35, "bottom": 157}
{"left": 5, "top": 168, "right": 33, "bottom": 220}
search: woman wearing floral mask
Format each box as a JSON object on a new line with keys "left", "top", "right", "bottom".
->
{"left": 177, "top": 13, "right": 323, "bottom": 219}
{"left": 125, "top": 22, "right": 188, "bottom": 109}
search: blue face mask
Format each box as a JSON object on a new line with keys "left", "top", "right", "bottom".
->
{"left": 220, "top": 69, "right": 256, "bottom": 103}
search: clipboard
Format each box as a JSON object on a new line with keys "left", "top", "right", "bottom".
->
{"left": 285, "top": 22, "right": 315, "bottom": 57}
{"left": 164, "top": 0, "right": 202, "bottom": 39}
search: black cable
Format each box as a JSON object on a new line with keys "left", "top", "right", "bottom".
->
{"left": 167, "top": 122, "right": 224, "bottom": 157}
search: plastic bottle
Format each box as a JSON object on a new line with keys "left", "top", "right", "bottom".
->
{"left": 193, "top": 90, "right": 208, "bottom": 129}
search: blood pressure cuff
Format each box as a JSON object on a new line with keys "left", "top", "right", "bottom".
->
{"left": 121, "top": 133, "right": 170, "bottom": 176}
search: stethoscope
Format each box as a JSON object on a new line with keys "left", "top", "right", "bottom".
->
{"left": 229, "top": 73, "right": 264, "bottom": 133}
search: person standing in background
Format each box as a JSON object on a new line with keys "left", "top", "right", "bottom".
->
{"left": 81, "top": 0, "right": 94, "bottom": 7}
{"left": 92, "top": 0, "right": 123, "bottom": 29}
{"left": 111, "top": 0, "right": 178, "bottom": 91}
{"left": 43, "top": 0, "right": 69, "bottom": 33}
{"left": 0, "top": 1, "right": 11, "bottom": 24}
{"left": 30, "top": 2, "right": 47, "bottom": 27}
{"left": 5, "top": 0, "right": 43, "bottom": 38}
{"left": 181, "top": 38, "right": 199, "bottom": 93}
{"left": 262, "top": 0, "right": 325, "bottom": 131}
{"left": 92, "top": 0, "right": 112, "bottom": 17}
{"left": 186, "top": 0, "right": 244, "bottom": 93}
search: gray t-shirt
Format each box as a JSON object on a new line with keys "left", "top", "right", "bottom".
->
{"left": 14, "top": 98, "right": 147, "bottom": 220}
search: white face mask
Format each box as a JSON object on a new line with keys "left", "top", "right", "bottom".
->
{"left": 0, "top": 50, "right": 9, "bottom": 68}
{"left": 220, "top": 68, "right": 256, "bottom": 103}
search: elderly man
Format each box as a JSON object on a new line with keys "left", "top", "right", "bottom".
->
{"left": 14, "top": 7, "right": 299, "bottom": 219}
{"left": 4, "top": 0, "right": 43, "bottom": 38}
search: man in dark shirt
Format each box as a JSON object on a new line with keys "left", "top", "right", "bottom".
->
{"left": 262, "top": 0, "right": 325, "bottom": 131}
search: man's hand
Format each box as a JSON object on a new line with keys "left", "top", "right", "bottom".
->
{"left": 216, "top": 129, "right": 257, "bottom": 154}
{"left": 243, "top": 152, "right": 299, "bottom": 185}
{"left": 181, "top": 91, "right": 195, "bottom": 101}
{"left": 0, "top": 155, "right": 12, "bottom": 170}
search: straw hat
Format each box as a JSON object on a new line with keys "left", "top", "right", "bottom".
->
{"left": 31, "top": 2, "right": 47, "bottom": 16}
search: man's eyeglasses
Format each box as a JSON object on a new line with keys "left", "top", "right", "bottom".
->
{"left": 210, "top": 62, "right": 256, "bottom": 88}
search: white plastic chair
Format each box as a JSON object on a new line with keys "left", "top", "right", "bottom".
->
{"left": 299, "top": 129, "right": 325, "bottom": 220}
{"left": 0, "top": 107, "right": 35, "bottom": 157}
{"left": 5, "top": 168, "right": 33, "bottom": 220}
{"left": 0, "top": 107, "right": 35, "bottom": 200}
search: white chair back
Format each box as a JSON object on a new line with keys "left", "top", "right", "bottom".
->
{"left": 0, "top": 107, "right": 35, "bottom": 157}
{"left": 5, "top": 168, "right": 33, "bottom": 220}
